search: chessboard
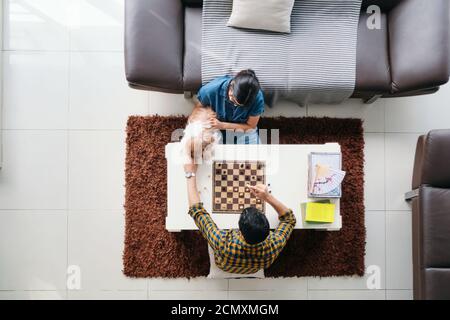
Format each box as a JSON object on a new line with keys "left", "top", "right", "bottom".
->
{"left": 212, "top": 161, "right": 266, "bottom": 214}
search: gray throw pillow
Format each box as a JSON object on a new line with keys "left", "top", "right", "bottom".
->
{"left": 227, "top": 0, "right": 295, "bottom": 33}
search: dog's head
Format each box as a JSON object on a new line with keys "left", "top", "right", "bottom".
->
{"left": 182, "top": 107, "right": 221, "bottom": 162}
{"left": 188, "top": 106, "right": 217, "bottom": 124}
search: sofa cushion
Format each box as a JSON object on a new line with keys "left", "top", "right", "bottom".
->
{"left": 423, "top": 269, "right": 450, "bottom": 299}
{"left": 388, "top": 0, "right": 450, "bottom": 93}
{"left": 183, "top": 7, "right": 202, "bottom": 91}
{"left": 355, "top": 11, "right": 391, "bottom": 93}
{"left": 184, "top": 7, "right": 391, "bottom": 94}
{"left": 125, "top": 0, "right": 184, "bottom": 92}
{"left": 184, "top": 0, "right": 403, "bottom": 11}
{"left": 420, "top": 186, "right": 450, "bottom": 268}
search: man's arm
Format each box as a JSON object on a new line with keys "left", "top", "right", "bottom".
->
{"left": 184, "top": 163, "right": 224, "bottom": 250}
{"left": 185, "top": 163, "right": 200, "bottom": 206}
{"left": 249, "top": 184, "right": 291, "bottom": 218}
{"left": 249, "top": 184, "right": 296, "bottom": 244}
{"left": 266, "top": 194, "right": 296, "bottom": 243}
{"left": 266, "top": 193, "right": 290, "bottom": 218}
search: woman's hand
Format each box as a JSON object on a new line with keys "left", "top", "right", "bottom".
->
{"left": 209, "top": 117, "right": 224, "bottom": 130}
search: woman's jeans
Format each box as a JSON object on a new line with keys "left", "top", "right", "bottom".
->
{"left": 220, "top": 128, "right": 260, "bottom": 145}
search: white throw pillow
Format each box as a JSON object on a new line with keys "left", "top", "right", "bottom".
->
{"left": 207, "top": 246, "right": 265, "bottom": 279}
{"left": 227, "top": 0, "right": 295, "bottom": 33}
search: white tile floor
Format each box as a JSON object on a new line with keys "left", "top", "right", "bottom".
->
{"left": 1, "top": 0, "right": 449, "bottom": 300}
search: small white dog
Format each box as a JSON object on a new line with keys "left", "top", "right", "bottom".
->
{"left": 180, "top": 106, "right": 221, "bottom": 163}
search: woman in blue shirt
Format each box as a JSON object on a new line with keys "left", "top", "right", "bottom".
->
{"left": 196, "top": 69, "right": 264, "bottom": 144}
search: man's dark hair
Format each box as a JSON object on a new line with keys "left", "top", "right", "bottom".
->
{"left": 232, "top": 69, "right": 261, "bottom": 106}
{"left": 238, "top": 206, "right": 270, "bottom": 245}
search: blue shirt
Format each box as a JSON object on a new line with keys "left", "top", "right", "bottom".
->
{"left": 197, "top": 76, "right": 265, "bottom": 124}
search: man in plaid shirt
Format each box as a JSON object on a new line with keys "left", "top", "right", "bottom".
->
{"left": 184, "top": 162, "right": 296, "bottom": 274}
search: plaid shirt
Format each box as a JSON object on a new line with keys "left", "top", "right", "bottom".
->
{"left": 189, "top": 203, "right": 296, "bottom": 274}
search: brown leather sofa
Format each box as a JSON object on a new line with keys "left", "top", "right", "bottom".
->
{"left": 407, "top": 130, "right": 450, "bottom": 300}
{"left": 125, "top": 0, "right": 450, "bottom": 103}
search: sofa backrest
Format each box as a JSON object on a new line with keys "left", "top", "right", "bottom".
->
{"left": 181, "top": 0, "right": 203, "bottom": 7}
{"left": 182, "top": 0, "right": 404, "bottom": 11}
{"left": 362, "top": 0, "right": 403, "bottom": 11}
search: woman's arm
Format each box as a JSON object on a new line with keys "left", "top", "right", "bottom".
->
{"left": 210, "top": 115, "right": 260, "bottom": 131}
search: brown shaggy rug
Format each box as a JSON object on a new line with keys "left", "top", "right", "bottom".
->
{"left": 123, "top": 116, "right": 365, "bottom": 278}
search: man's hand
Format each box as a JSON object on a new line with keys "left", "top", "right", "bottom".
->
{"left": 249, "top": 184, "right": 271, "bottom": 202}
{"left": 250, "top": 184, "right": 289, "bottom": 218}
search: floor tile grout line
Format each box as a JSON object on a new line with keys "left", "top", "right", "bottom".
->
{"left": 147, "top": 92, "right": 151, "bottom": 115}
{"left": 0, "top": 128, "right": 430, "bottom": 134}
{"left": 306, "top": 272, "right": 309, "bottom": 299}
{"left": 307, "top": 288, "right": 386, "bottom": 291}
{"left": 0, "top": 127, "right": 431, "bottom": 136}
{"left": 68, "top": 0, "right": 73, "bottom": 53}
{"left": 383, "top": 131, "right": 387, "bottom": 297}
{"left": 0, "top": 209, "right": 68, "bottom": 212}
{"left": 1, "top": 129, "right": 126, "bottom": 132}
{"left": 66, "top": 45, "right": 71, "bottom": 300}
{"left": 3, "top": 49, "right": 124, "bottom": 53}
{"left": 0, "top": 209, "right": 411, "bottom": 214}
{"left": 384, "top": 131, "right": 416, "bottom": 292}
{"left": 0, "top": 209, "right": 127, "bottom": 213}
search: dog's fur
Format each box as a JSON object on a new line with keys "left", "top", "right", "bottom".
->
{"left": 181, "top": 106, "right": 221, "bottom": 162}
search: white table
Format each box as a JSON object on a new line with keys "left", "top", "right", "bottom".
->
{"left": 165, "top": 143, "right": 342, "bottom": 232}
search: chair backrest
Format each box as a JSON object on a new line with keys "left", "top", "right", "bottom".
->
{"left": 412, "top": 129, "right": 450, "bottom": 189}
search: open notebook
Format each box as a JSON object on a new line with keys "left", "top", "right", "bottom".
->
{"left": 308, "top": 152, "right": 346, "bottom": 198}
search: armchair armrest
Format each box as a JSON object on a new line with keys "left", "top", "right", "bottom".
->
{"left": 388, "top": 0, "right": 450, "bottom": 93}
{"left": 413, "top": 130, "right": 450, "bottom": 189}
{"left": 125, "top": 0, "right": 184, "bottom": 92}
{"left": 412, "top": 134, "right": 426, "bottom": 189}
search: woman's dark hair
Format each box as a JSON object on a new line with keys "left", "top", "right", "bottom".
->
{"left": 238, "top": 206, "right": 270, "bottom": 245}
{"left": 232, "top": 69, "right": 260, "bottom": 106}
